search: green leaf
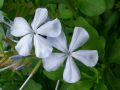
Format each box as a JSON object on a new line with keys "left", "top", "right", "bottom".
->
{"left": 0, "top": 0, "right": 4, "bottom": 8}
{"left": 109, "top": 39, "right": 120, "bottom": 64}
{"left": 59, "top": 4, "right": 73, "bottom": 19}
{"left": 105, "top": 69, "right": 120, "bottom": 90}
{"left": 78, "top": 0, "right": 106, "bottom": 16}
{"left": 23, "top": 80, "right": 42, "bottom": 90}
{"left": 94, "top": 81, "right": 108, "bottom": 90}
{"left": 43, "top": 67, "right": 63, "bottom": 80}
{"left": 0, "top": 32, "right": 2, "bottom": 41}
{"left": 60, "top": 80, "right": 93, "bottom": 90}
{"left": 75, "top": 16, "right": 105, "bottom": 52}
{"left": 1, "top": 83, "right": 18, "bottom": 90}
{"left": 0, "top": 11, "right": 4, "bottom": 22}
{"left": 21, "top": 57, "right": 40, "bottom": 75}
{"left": 0, "top": 24, "right": 5, "bottom": 37}
{"left": 0, "top": 25, "right": 3, "bottom": 51}
{"left": 103, "top": 12, "right": 119, "bottom": 37}
{"left": 47, "top": 4, "right": 57, "bottom": 17}
{"left": 105, "top": 0, "right": 115, "bottom": 10}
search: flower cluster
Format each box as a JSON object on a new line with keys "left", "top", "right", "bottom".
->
{"left": 10, "top": 8, "right": 99, "bottom": 83}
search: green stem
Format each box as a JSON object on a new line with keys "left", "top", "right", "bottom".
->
{"left": 0, "top": 63, "right": 16, "bottom": 72}
{"left": 55, "top": 80, "right": 60, "bottom": 90}
{"left": 19, "top": 60, "right": 41, "bottom": 90}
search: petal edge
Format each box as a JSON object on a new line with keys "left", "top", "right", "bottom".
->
{"left": 69, "top": 27, "right": 89, "bottom": 52}
{"left": 63, "top": 57, "right": 80, "bottom": 83}
{"left": 72, "top": 50, "right": 99, "bottom": 67}
{"left": 36, "top": 18, "right": 61, "bottom": 37}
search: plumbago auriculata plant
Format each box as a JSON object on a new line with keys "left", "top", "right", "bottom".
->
{"left": 0, "top": 8, "right": 99, "bottom": 90}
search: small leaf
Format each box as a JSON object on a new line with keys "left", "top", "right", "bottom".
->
{"left": 78, "top": 0, "right": 106, "bottom": 16}
{"left": 109, "top": 39, "right": 120, "bottom": 64}
{"left": 105, "top": 69, "right": 120, "bottom": 90}
{"left": 75, "top": 16, "right": 105, "bottom": 52}
{"left": 43, "top": 67, "right": 63, "bottom": 80}
{"left": 0, "top": 0, "right": 4, "bottom": 8}
{"left": 59, "top": 4, "right": 73, "bottom": 19}
{"left": 103, "top": 12, "right": 119, "bottom": 36}
{"left": 94, "top": 81, "right": 108, "bottom": 90}
{"left": 105, "top": 0, "right": 115, "bottom": 10}
{"left": 60, "top": 80, "right": 93, "bottom": 90}
{"left": 0, "top": 33, "right": 3, "bottom": 51}
{"left": 23, "top": 80, "right": 42, "bottom": 90}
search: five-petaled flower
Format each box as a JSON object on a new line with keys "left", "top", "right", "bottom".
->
{"left": 10, "top": 8, "right": 61, "bottom": 58}
{"left": 42, "top": 27, "right": 99, "bottom": 83}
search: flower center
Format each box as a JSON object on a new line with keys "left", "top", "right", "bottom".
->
{"left": 66, "top": 51, "right": 72, "bottom": 56}
{"left": 31, "top": 29, "right": 37, "bottom": 35}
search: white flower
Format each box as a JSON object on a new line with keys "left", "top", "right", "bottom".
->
{"left": 10, "top": 8, "right": 61, "bottom": 58}
{"left": 42, "top": 27, "right": 99, "bottom": 83}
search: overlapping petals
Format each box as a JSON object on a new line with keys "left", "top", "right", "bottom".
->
{"left": 11, "top": 8, "right": 61, "bottom": 58}
{"left": 34, "top": 34, "right": 53, "bottom": 58}
{"left": 36, "top": 18, "right": 61, "bottom": 37}
{"left": 42, "top": 53, "right": 67, "bottom": 71}
{"left": 47, "top": 32, "right": 68, "bottom": 52}
{"left": 15, "top": 34, "right": 33, "bottom": 56}
{"left": 10, "top": 7, "right": 98, "bottom": 83}
{"left": 43, "top": 27, "right": 98, "bottom": 83}
{"left": 11, "top": 17, "right": 32, "bottom": 37}
{"left": 31, "top": 8, "right": 48, "bottom": 30}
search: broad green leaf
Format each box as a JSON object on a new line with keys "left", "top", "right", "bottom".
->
{"left": 78, "top": 0, "right": 106, "bottom": 16}
{"left": 0, "top": 0, "right": 4, "bottom": 8}
{"left": 60, "top": 80, "right": 93, "bottom": 90}
{"left": 47, "top": 4, "right": 57, "bottom": 17}
{"left": 43, "top": 67, "right": 63, "bottom": 80}
{"left": 0, "top": 11, "right": 4, "bottom": 22}
{"left": 0, "top": 25, "right": 5, "bottom": 37}
{"left": 75, "top": 16, "right": 105, "bottom": 52}
{"left": 105, "top": 69, "right": 120, "bottom": 90}
{"left": 0, "top": 33, "right": 2, "bottom": 41}
{"left": 59, "top": 4, "right": 73, "bottom": 19}
{"left": 109, "top": 39, "right": 120, "bottom": 64}
{"left": 1, "top": 83, "right": 18, "bottom": 90}
{"left": 0, "top": 25, "right": 3, "bottom": 51}
{"left": 22, "top": 58, "right": 41, "bottom": 75}
{"left": 94, "top": 81, "right": 108, "bottom": 90}
{"left": 105, "top": 0, "right": 115, "bottom": 10}
{"left": 23, "top": 80, "right": 42, "bottom": 90}
{"left": 103, "top": 12, "right": 119, "bottom": 37}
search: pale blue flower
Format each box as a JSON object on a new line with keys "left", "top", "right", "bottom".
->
{"left": 11, "top": 8, "right": 61, "bottom": 58}
{"left": 42, "top": 27, "right": 99, "bottom": 83}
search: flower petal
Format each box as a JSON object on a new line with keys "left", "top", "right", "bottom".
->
{"left": 69, "top": 27, "right": 89, "bottom": 52}
{"left": 36, "top": 18, "right": 61, "bottom": 37}
{"left": 15, "top": 34, "right": 33, "bottom": 56}
{"left": 47, "top": 32, "right": 68, "bottom": 52}
{"left": 31, "top": 8, "right": 48, "bottom": 30}
{"left": 72, "top": 50, "right": 98, "bottom": 67}
{"left": 63, "top": 56, "right": 80, "bottom": 83}
{"left": 42, "top": 53, "right": 67, "bottom": 71}
{"left": 11, "top": 17, "right": 32, "bottom": 37}
{"left": 34, "top": 34, "right": 53, "bottom": 58}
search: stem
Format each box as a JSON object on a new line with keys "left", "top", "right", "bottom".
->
{"left": 55, "top": 80, "right": 60, "bottom": 90}
{"left": 0, "top": 63, "right": 16, "bottom": 72}
{"left": 19, "top": 60, "right": 41, "bottom": 90}
{"left": 3, "top": 20, "right": 11, "bottom": 27}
